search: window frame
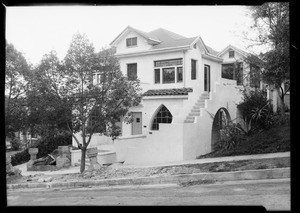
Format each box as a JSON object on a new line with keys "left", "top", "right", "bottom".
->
{"left": 126, "top": 37, "right": 137, "bottom": 47}
{"left": 191, "top": 59, "right": 197, "bottom": 80}
{"left": 229, "top": 50, "right": 235, "bottom": 58}
{"left": 127, "top": 63, "right": 137, "bottom": 81}
{"left": 162, "top": 67, "right": 176, "bottom": 84}
{"left": 153, "top": 58, "right": 183, "bottom": 84}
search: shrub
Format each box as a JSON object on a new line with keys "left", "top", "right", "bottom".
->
{"left": 218, "top": 122, "right": 245, "bottom": 150}
{"left": 10, "top": 137, "right": 22, "bottom": 151}
{"left": 11, "top": 133, "right": 72, "bottom": 166}
{"left": 238, "top": 89, "right": 274, "bottom": 130}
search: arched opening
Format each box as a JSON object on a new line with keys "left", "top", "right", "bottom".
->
{"left": 151, "top": 105, "right": 173, "bottom": 130}
{"left": 211, "top": 108, "right": 231, "bottom": 151}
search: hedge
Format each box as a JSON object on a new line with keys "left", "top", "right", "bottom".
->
{"left": 11, "top": 133, "right": 72, "bottom": 166}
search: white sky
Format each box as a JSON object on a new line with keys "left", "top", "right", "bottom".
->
{"left": 6, "top": 5, "right": 265, "bottom": 66}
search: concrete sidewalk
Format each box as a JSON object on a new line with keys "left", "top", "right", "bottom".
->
{"left": 14, "top": 151, "right": 290, "bottom": 177}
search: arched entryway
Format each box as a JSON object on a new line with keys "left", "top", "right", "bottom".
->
{"left": 211, "top": 107, "right": 231, "bottom": 151}
{"left": 151, "top": 105, "right": 173, "bottom": 130}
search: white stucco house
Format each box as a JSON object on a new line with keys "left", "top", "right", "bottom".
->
{"left": 72, "top": 26, "right": 262, "bottom": 165}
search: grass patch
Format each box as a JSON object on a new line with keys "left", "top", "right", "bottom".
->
{"left": 197, "top": 125, "right": 290, "bottom": 159}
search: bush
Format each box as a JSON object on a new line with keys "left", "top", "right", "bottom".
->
{"left": 11, "top": 133, "right": 72, "bottom": 166}
{"left": 238, "top": 89, "right": 274, "bottom": 130}
{"left": 218, "top": 122, "right": 245, "bottom": 150}
{"left": 10, "top": 137, "right": 22, "bottom": 151}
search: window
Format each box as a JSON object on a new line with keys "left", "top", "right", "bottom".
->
{"left": 154, "top": 69, "right": 160, "bottom": 84}
{"left": 191, "top": 59, "right": 197, "bottom": 80}
{"left": 193, "top": 43, "right": 197, "bottom": 49}
{"left": 229, "top": 50, "right": 235, "bottom": 58}
{"left": 126, "top": 37, "right": 137, "bottom": 47}
{"left": 250, "top": 64, "right": 260, "bottom": 88}
{"left": 162, "top": 67, "right": 175, "bottom": 84}
{"left": 221, "top": 62, "right": 243, "bottom": 85}
{"left": 177, "top": 67, "right": 183, "bottom": 83}
{"left": 154, "top": 58, "right": 183, "bottom": 84}
{"left": 127, "top": 63, "right": 137, "bottom": 80}
{"left": 151, "top": 105, "right": 173, "bottom": 130}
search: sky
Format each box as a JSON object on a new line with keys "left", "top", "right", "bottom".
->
{"left": 5, "top": 5, "right": 264, "bottom": 66}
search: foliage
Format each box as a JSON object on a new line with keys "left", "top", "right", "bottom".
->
{"left": 238, "top": 89, "right": 273, "bottom": 130}
{"left": 5, "top": 42, "right": 31, "bottom": 136}
{"left": 218, "top": 122, "right": 245, "bottom": 150}
{"left": 11, "top": 133, "right": 72, "bottom": 166}
{"left": 246, "top": 3, "right": 290, "bottom": 114}
{"left": 10, "top": 137, "right": 22, "bottom": 151}
{"left": 26, "top": 33, "right": 142, "bottom": 173}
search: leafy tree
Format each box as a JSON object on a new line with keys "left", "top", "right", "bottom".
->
{"left": 26, "top": 50, "right": 71, "bottom": 138}
{"left": 29, "top": 34, "right": 141, "bottom": 173}
{"left": 246, "top": 2, "right": 290, "bottom": 114}
{"left": 5, "top": 41, "right": 31, "bottom": 139}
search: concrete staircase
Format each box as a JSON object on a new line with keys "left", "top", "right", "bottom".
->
{"left": 184, "top": 92, "right": 210, "bottom": 123}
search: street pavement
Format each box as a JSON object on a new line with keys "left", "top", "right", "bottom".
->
{"left": 7, "top": 178, "right": 290, "bottom": 210}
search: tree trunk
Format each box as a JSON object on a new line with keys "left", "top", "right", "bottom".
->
{"left": 80, "top": 146, "right": 87, "bottom": 173}
{"left": 276, "top": 88, "right": 285, "bottom": 115}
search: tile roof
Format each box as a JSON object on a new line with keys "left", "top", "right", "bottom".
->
{"left": 143, "top": 88, "right": 193, "bottom": 96}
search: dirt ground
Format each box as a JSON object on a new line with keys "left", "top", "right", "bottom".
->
{"left": 7, "top": 157, "right": 290, "bottom": 185}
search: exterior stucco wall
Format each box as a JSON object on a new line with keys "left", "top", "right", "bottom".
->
{"left": 182, "top": 79, "right": 242, "bottom": 160}
{"left": 116, "top": 31, "right": 152, "bottom": 54}
{"left": 114, "top": 123, "right": 184, "bottom": 165}
{"left": 72, "top": 133, "right": 114, "bottom": 148}
{"left": 119, "top": 51, "right": 186, "bottom": 92}
{"left": 121, "top": 96, "right": 187, "bottom": 136}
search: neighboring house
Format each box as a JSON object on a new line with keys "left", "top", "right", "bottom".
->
{"left": 72, "top": 26, "right": 262, "bottom": 165}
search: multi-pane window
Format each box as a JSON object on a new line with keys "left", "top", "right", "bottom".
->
{"left": 191, "top": 59, "right": 197, "bottom": 80}
{"left": 221, "top": 62, "right": 243, "bottom": 85}
{"left": 126, "top": 37, "right": 137, "bottom": 47}
{"left": 153, "top": 58, "right": 183, "bottom": 84}
{"left": 151, "top": 105, "right": 173, "bottom": 130}
{"left": 154, "top": 69, "right": 160, "bottom": 84}
{"left": 127, "top": 63, "right": 137, "bottom": 80}
{"left": 229, "top": 50, "right": 235, "bottom": 58}
{"left": 177, "top": 67, "right": 183, "bottom": 83}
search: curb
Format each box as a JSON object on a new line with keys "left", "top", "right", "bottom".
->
{"left": 7, "top": 167, "right": 290, "bottom": 190}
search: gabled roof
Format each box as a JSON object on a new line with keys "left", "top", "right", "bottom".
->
{"left": 143, "top": 88, "right": 193, "bottom": 96}
{"left": 111, "top": 26, "right": 221, "bottom": 58}
{"left": 110, "top": 25, "right": 161, "bottom": 46}
{"left": 217, "top": 44, "right": 249, "bottom": 58}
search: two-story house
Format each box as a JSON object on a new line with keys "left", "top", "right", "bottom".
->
{"left": 71, "top": 26, "right": 260, "bottom": 165}
{"left": 107, "top": 26, "right": 249, "bottom": 165}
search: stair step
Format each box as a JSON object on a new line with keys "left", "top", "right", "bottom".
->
{"left": 189, "top": 112, "right": 200, "bottom": 116}
{"left": 184, "top": 119, "right": 195, "bottom": 123}
{"left": 191, "top": 108, "right": 201, "bottom": 112}
{"left": 195, "top": 102, "right": 205, "bottom": 107}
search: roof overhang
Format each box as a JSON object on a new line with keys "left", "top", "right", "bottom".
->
{"left": 115, "top": 45, "right": 190, "bottom": 58}
{"left": 202, "top": 53, "right": 223, "bottom": 62}
{"left": 217, "top": 45, "right": 249, "bottom": 58}
{"left": 110, "top": 25, "right": 161, "bottom": 47}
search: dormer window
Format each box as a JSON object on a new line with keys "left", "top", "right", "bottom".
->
{"left": 126, "top": 37, "right": 137, "bottom": 47}
{"left": 229, "top": 50, "right": 235, "bottom": 58}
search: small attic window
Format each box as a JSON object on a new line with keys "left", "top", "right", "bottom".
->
{"left": 229, "top": 50, "right": 235, "bottom": 58}
{"left": 193, "top": 43, "right": 197, "bottom": 49}
{"left": 126, "top": 37, "right": 137, "bottom": 47}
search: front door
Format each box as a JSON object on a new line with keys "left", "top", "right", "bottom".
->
{"left": 132, "top": 112, "right": 142, "bottom": 135}
{"left": 204, "top": 65, "right": 211, "bottom": 92}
